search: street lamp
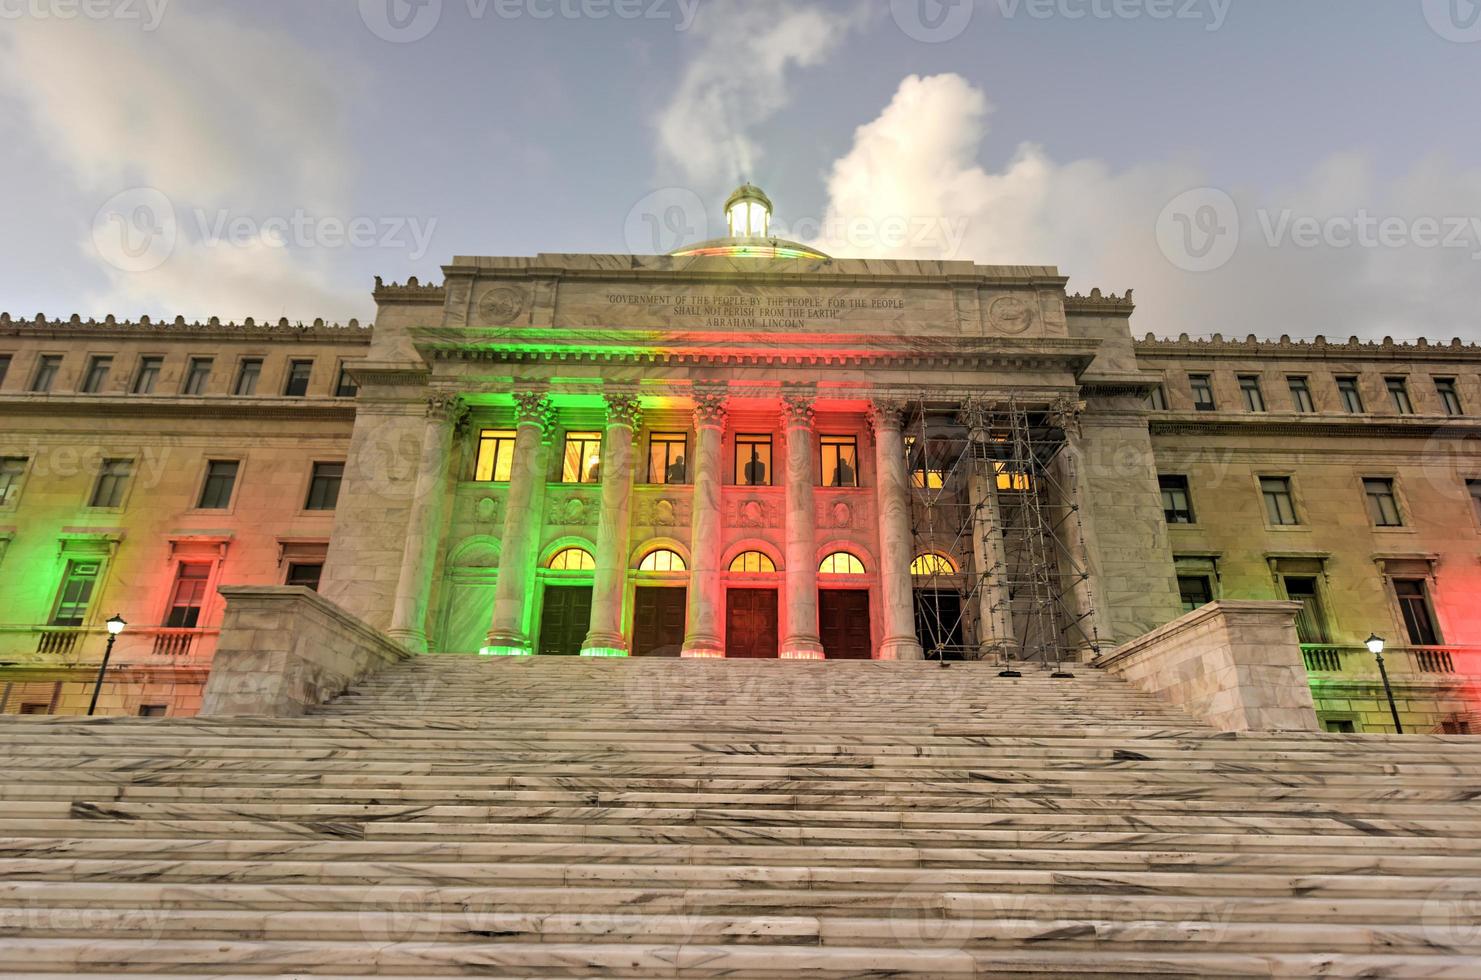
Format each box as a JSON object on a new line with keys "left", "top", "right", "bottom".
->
{"left": 1366, "top": 633, "right": 1404, "bottom": 735}
{"left": 87, "top": 614, "right": 127, "bottom": 717}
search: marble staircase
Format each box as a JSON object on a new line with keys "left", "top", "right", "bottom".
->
{"left": 1, "top": 655, "right": 1480, "bottom": 976}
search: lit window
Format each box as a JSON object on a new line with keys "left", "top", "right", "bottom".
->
{"left": 1238, "top": 375, "right": 1266, "bottom": 412}
{"left": 1337, "top": 377, "right": 1364, "bottom": 414}
{"left": 197, "top": 460, "right": 240, "bottom": 510}
{"left": 549, "top": 547, "right": 596, "bottom": 571}
{"left": 819, "top": 552, "right": 866, "bottom": 575}
{"left": 562, "top": 432, "right": 603, "bottom": 484}
{"left": 995, "top": 463, "right": 1032, "bottom": 493}
{"left": 639, "top": 549, "right": 687, "bottom": 572}
{"left": 132, "top": 356, "right": 162, "bottom": 394}
{"left": 649, "top": 432, "right": 688, "bottom": 485}
{"left": 728, "top": 551, "right": 776, "bottom": 573}
{"left": 30, "top": 355, "right": 61, "bottom": 393}
{"left": 1260, "top": 476, "right": 1299, "bottom": 526}
{"left": 182, "top": 357, "right": 213, "bottom": 395}
{"left": 735, "top": 434, "right": 772, "bottom": 487}
{"left": 821, "top": 435, "right": 859, "bottom": 488}
{"left": 51, "top": 560, "right": 101, "bottom": 626}
{"left": 284, "top": 360, "right": 313, "bottom": 397}
{"left": 1363, "top": 477, "right": 1402, "bottom": 527}
{"left": 910, "top": 553, "right": 956, "bottom": 576}
{"left": 80, "top": 356, "right": 112, "bottom": 394}
{"left": 165, "top": 563, "right": 211, "bottom": 628}
{"left": 234, "top": 359, "right": 262, "bottom": 396}
{"left": 1288, "top": 377, "right": 1315, "bottom": 413}
{"left": 906, "top": 437, "right": 945, "bottom": 489}
{"left": 90, "top": 459, "right": 133, "bottom": 509}
{"left": 305, "top": 462, "right": 344, "bottom": 511}
{"left": 475, "top": 430, "right": 517, "bottom": 482}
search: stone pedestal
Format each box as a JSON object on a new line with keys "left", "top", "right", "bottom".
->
{"left": 870, "top": 402, "right": 923, "bottom": 661}
{"left": 780, "top": 393, "right": 825, "bottom": 659}
{"left": 387, "top": 395, "right": 462, "bottom": 652}
{"left": 583, "top": 393, "right": 640, "bottom": 656}
{"left": 486, "top": 390, "right": 552, "bottom": 654}
{"left": 682, "top": 391, "right": 727, "bottom": 658}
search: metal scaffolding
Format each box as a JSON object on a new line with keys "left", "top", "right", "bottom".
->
{"left": 906, "top": 396, "right": 1101, "bottom": 672}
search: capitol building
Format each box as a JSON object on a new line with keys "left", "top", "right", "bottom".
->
{"left": 1, "top": 184, "right": 1477, "bottom": 734}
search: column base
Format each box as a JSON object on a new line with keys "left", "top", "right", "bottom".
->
{"left": 780, "top": 636, "right": 826, "bottom": 660}
{"left": 681, "top": 635, "right": 725, "bottom": 659}
{"left": 581, "top": 632, "right": 629, "bottom": 657}
{"left": 878, "top": 637, "right": 924, "bottom": 661}
{"left": 386, "top": 629, "right": 428, "bottom": 654}
{"left": 483, "top": 630, "right": 532, "bottom": 657}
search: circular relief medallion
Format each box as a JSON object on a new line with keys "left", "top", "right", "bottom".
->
{"left": 479, "top": 286, "right": 525, "bottom": 324}
{"left": 987, "top": 295, "right": 1036, "bottom": 335}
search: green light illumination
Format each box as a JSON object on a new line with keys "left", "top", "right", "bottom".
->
{"left": 580, "top": 647, "right": 629, "bottom": 658}
{"left": 479, "top": 646, "right": 532, "bottom": 657}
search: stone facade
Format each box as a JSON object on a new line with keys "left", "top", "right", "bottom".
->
{"left": 1, "top": 207, "right": 1478, "bottom": 732}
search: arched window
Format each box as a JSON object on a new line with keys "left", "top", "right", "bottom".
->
{"left": 819, "top": 552, "right": 866, "bottom": 575}
{"left": 728, "top": 551, "right": 776, "bottom": 574}
{"left": 910, "top": 553, "right": 957, "bottom": 576}
{"left": 548, "top": 547, "right": 596, "bottom": 571}
{"left": 639, "top": 549, "right": 687, "bottom": 573}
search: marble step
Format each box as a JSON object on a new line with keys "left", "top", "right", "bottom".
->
{"left": 3, "top": 905, "right": 1467, "bottom": 956}
{"left": 6, "top": 837, "right": 1481, "bottom": 878}
{"left": 5, "top": 937, "right": 1480, "bottom": 977}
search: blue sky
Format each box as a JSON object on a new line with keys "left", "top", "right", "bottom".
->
{"left": 2, "top": 0, "right": 1479, "bottom": 339}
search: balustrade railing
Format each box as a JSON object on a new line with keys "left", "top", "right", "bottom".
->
{"left": 1300, "top": 643, "right": 1478, "bottom": 678}
{"left": 0, "top": 625, "right": 218, "bottom": 668}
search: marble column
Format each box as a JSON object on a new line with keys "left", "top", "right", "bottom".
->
{"left": 780, "top": 392, "right": 825, "bottom": 659}
{"left": 582, "top": 392, "right": 641, "bottom": 656}
{"left": 681, "top": 389, "right": 727, "bottom": 658}
{"left": 485, "top": 390, "right": 553, "bottom": 654}
{"left": 387, "top": 394, "right": 464, "bottom": 652}
{"left": 968, "top": 465, "right": 1016, "bottom": 659}
{"left": 870, "top": 401, "right": 924, "bottom": 661}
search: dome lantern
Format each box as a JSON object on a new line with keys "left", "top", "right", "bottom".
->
{"left": 724, "top": 182, "right": 772, "bottom": 238}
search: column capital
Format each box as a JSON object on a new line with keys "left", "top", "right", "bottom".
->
{"left": 512, "top": 389, "right": 554, "bottom": 433}
{"left": 1049, "top": 394, "right": 1086, "bottom": 437}
{"left": 692, "top": 389, "right": 729, "bottom": 431}
{"left": 868, "top": 400, "right": 909, "bottom": 433}
{"left": 780, "top": 393, "right": 815, "bottom": 430}
{"left": 425, "top": 393, "right": 466, "bottom": 423}
{"left": 603, "top": 392, "right": 643, "bottom": 429}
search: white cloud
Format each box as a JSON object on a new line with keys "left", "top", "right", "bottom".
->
{"left": 1, "top": 10, "right": 368, "bottom": 321}
{"left": 812, "top": 73, "right": 1481, "bottom": 342}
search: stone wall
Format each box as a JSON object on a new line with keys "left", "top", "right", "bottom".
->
{"left": 1096, "top": 600, "right": 1318, "bottom": 732}
{"left": 200, "top": 586, "right": 409, "bottom": 717}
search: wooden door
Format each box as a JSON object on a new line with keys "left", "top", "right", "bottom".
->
{"left": 819, "top": 589, "right": 872, "bottom": 660}
{"left": 725, "top": 589, "right": 778, "bottom": 659}
{"left": 633, "top": 587, "right": 687, "bottom": 657}
{"left": 538, "top": 585, "right": 592, "bottom": 656}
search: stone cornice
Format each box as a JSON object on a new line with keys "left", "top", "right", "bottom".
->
{"left": 0, "top": 394, "right": 358, "bottom": 421}
{"left": 0, "top": 313, "right": 372, "bottom": 342}
{"left": 1064, "top": 289, "right": 1135, "bottom": 316}
{"left": 1149, "top": 412, "right": 1481, "bottom": 439}
{"left": 1136, "top": 333, "right": 1481, "bottom": 362}
{"left": 371, "top": 276, "right": 446, "bottom": 305}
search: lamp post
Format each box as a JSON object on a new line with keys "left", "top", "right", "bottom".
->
{"left": 1366, "top": 633, "right": 1403, "bottom": 735}
{"left": 87, "top": 614, "right": 127, "bottom": 717}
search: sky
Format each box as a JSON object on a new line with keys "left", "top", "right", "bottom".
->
{"left": 1, "top": 0, "right": 1479, "bottom": 341}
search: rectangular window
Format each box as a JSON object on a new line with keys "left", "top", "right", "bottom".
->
{"left": 80, "top": 355, "right": 113, "bottom": 394}
{"left": 1177, "top": 575, "right": 1212, "bottom": 613}
{"left": 1470, "top": 480, "right": 1481, "bottom": 526}
{"left": 648, "top": 432, "right": 689, "bottom": 485}
{"left": 1442, "top": 720, "right": 1472, "bottom": 735}
{"left": 283, "top": 360, "right": 313, "bottom": 397}
{"left": 735, "top": 434, "right": 773, "bottom": 487}
{"left": 334, "top": 365, "right": 359, "bottom": 398}
{"left": 1394, "top": 579, "right": 1440, "bottom": 646}
{"left": 0, "top": 457, "right": 26, "bottom": 507}
{"left": 1148, "top": 385, "right": 1168, "bottom": 411}
{"left": 1283, "top": 576, "right": 1328, "bottom": 644}
{"left": 820, "top": 435, "right": 859, "bottom": 488}
{"left": 1238, "top": 375, "right": 1266, "bottom": 412}
{"left": 182, "top": 357, "right": 213, "bottom": 395}
{"left": 132, "top": 356, "right": 162, "bottom": 394}
{"left": 561, "top": 431, "right": 603, "bottom": 484}
{"left": 1436, "top": 378, "right": 1463, "bottom": 416}
{"left": 1159, "top": 475, "right": 1195, "bottom": 525}
{"left": 0, "top": 354, "right": 10, "bottom": 388}
{"left": 1324, "top": 719, "right": 1356, "bottom": 734}
{"left": 89, "top": 459, "right": 133, "bottom": 508}
{"left": 138, "top": 705, "right": 168, "bottom": 718}
{"left": 1386, "top": 377, "right": 1413, "bottom": 414}
{"left": 165, "top": 563, "right": 210, "bottom": 628}
{"left": 305, "top": 462, "right": 344, "bottom": 511}
{"left": 1261, "top": 476, "right": 1299, "bottom": 526}
{"left": 1288, "top": 376, "right": 1315, "bottom": 413}
{"left": 285, "top": 563, "right": 323, "bottom": 591}
{"left": 51, "top": 560, "right": 101, "bottom": 626}
{"left": 234, "top": 358, "right": 262, "bottom": 396}
{"left": 474, "top": 429, "right": 517, "bottom": 482}
{"left": 30, "top": 355, "right": 61, "bottom": 393}
{"left": 1337, "top": 377, "right": 1364, "bottom": 414}
{"left": 1189, "top": 374, "right": 1216, "bottom": 411}
{"left": 197, "top": 460, "right": 240, "bottom": 510}
{"left": 1363, "top": 477, "right": 1403, "bottom": 527}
